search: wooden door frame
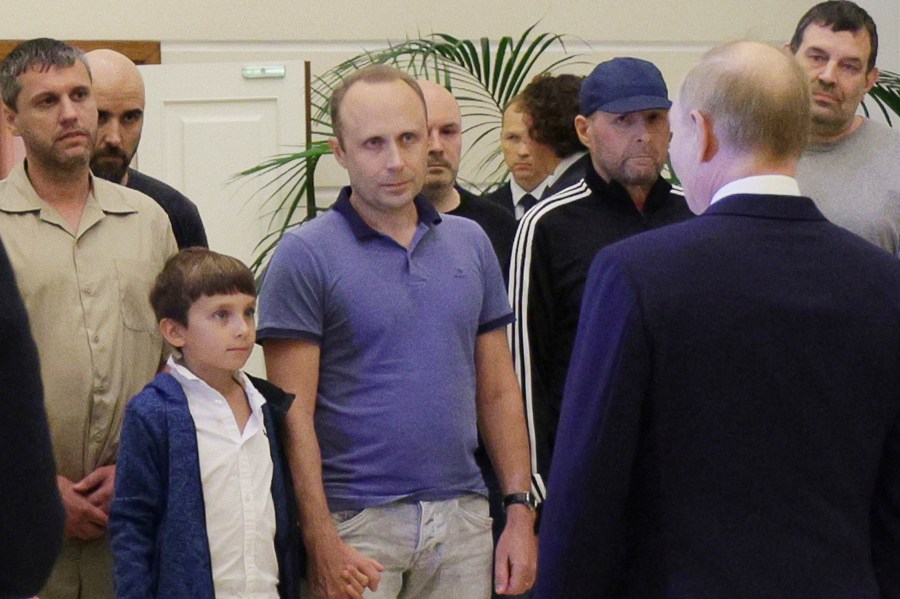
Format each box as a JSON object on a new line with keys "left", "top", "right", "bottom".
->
{"left": 0, "top": 40, "right": 160, "bottom": 64}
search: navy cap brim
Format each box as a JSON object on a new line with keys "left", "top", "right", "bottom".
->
{"left": 594, "top": 95, "right": 672, "bottom": 114}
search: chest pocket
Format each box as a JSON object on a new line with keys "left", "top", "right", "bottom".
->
{"left": 115, "top": 258, "right": 158, "bottom": 332}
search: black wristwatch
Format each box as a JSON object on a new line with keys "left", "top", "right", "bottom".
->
{"left": 502, "top": 491, "right": 538, "bottom": 512}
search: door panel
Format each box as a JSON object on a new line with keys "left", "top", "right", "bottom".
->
{"left": 138, "top": 61, "right": 307, "bottom": 375}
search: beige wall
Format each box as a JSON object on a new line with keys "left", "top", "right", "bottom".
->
{"left": 5, "top": 0, "right": 895, "bottom": 188}
{"left": 5, "top": 1, "right": 897, "bottom": 191}
{"left": 116, "top": 0, "right": 890, "bottom": 187}
{"left": 3, "top": 1, "right": 897, "bottom": 87}
{"left": 2, "top": 2, "right": 896, "bottom": 81}
{"left": 0, "top": 1, "right": 820, "bottom": 42}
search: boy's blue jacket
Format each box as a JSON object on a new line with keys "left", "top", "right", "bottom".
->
{"left": 109, "top": 372, "right": 303, "bottom": 599}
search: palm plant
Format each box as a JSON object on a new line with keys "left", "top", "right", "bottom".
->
{"left": 234, "top": 26, "right": 583, "bottom": 273}
{"left": 237, "top": 34, "right": 900, "bottom": 274}
{"left": 863, "top": 69, "right": 900, "bottom": 125}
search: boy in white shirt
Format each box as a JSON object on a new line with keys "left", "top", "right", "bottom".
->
{"left": 109, "top": 248, "right": 301, "bottom": 599}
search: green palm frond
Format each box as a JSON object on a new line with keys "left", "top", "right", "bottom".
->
{"left": 233, "top": 26, "right": 583, "bottom": 272}
{"left": 862, "top": 69, "right": 900, "bottom": 126}
{"left": 230, "top": 141, "right": 331, "bottom": 275}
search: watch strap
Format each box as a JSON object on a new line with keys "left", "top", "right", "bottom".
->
{"left": 502, "top": 491, "right": 537, "bottom": 511}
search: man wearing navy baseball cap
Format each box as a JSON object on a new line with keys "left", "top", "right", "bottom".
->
{"left": 509, "top": 57, "right": 693, "bottom": 505}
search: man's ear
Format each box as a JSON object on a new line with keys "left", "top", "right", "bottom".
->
{"left": 691, "top": 110, "right": 718, "bottom": 163}
{"left": 159, "top": 317, "right": 187, "bottom": 349}
{"left": 864, "top": 66, "right": 880, "bottom": 93}
{"left": 574, "top": 114, "right": 590, "bottom": 147}
{"left": 2, "top": 104, "right": 20, "bottom": 137}
{"left": 329, "top": 136, "right": 346, "bottom": 168}
{"left": 781, "top": 42, "right": 795, "bottom": 58}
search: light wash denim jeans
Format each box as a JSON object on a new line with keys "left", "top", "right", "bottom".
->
{"left": 304, "top": 494, "right": 493, "bottom": 599}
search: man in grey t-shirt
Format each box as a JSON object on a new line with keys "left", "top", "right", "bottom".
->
{"left": 787, "top": 0, "right": 900, "bottom": 255}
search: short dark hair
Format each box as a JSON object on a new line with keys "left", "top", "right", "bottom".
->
{"left": 0, "top": 38, "right": 90, "bottom": 110}
{"left": 520, "top": 73, "right": 585, "bottom": 158}
{"left": 330, "top": 64, "right": 425, "bottom": 147}
{"left": 150, "top": 248, "right": 256, "bottom": 326}
{"left": 789, "top": 0, "right": 878, "bottom": 72}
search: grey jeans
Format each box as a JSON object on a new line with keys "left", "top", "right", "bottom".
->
{"left": 305, "top": 495, "right": 494, "bottom": 599}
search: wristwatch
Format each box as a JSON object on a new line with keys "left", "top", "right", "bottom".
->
{"left": 502, "top": 491, "right": 538, "bottom": 512}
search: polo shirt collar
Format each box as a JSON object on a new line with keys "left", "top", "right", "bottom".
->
{"left": 332, "top": 185, "right": 442, "bottom": 240}
{"left": 0, "top": 160, "right": 138, "bottom": 216}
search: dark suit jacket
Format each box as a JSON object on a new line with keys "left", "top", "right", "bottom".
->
{"left": 0, "top": 238, "right": 64, "bottom": 596}
{"left": 483, "top": 182, "right": 515, "bottom": 216}
{"left": 536, "top": 194, "right": 900, "bottom": 599}
{"left": 451, "top": 186, "right": 517, "bottom": 282}
{"left": 126, "top": 168, "right": 209, "bottom": 250}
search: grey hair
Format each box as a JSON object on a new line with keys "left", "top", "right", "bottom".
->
{"left": 0, "top": 38, "right": 91, "bottom": 110}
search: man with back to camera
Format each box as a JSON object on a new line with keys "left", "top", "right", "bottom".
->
{"left": 86, "top": 48, "right": 208, "bottom": 249}
{"left": 536, "top": 40, "right": 900, "bottom": 599}
{"left": 788, "top": 0, "right": 900, "bottom": 255}
{"left": 257, "top": 65, "right": 537, "bottom": 599}
{"left": 484, "top": 94, "right": 559, "bottom": 220}
{"left": 416, "top": 79, "right": 518, "bottom": 278}
{"left": 0, "top": 237, "right": 65, "bottom": 598}
{"left": 0, "top": 38, "right": 177, "bottom": 598}
{"left": 508, "top": 57, "right": 693, "bottom": 500}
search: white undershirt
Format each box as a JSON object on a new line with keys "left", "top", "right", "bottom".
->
{"left": 710, "top": 175, "right": 802, "bottom": 205}
{"left": 168, "top": 358, "right": 279, "bottom": 599}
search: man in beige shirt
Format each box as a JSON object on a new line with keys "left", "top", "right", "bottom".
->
{"left": 0, "top": 38, "right": 176, "bottom": 598}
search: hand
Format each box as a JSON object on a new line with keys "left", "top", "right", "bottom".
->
{"left": 73, "top": 464, "right": 116, "bottom": 514}
{"left": 57, "top": 475, "right": 108, "bottom": 540}
{"left": 306, "top": 532, "right": 384, "bottom": 599}
{"left": 494, "top": 505, "right": 538, "bottom": 595}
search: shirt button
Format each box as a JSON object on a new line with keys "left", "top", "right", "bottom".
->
{"left": 83, "top": 285, "right": 93, "bottom": 295}
{"left": 92, "top": 334, "right": 100, "bottom": 343}
{"left": 93, "top": 431, "right": 103, "bottom": 443}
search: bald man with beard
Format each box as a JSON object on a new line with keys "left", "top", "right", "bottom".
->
{"left": 86, "top": 49, "right": 208, "bottom": 249}
{"left": 417, "top": 80, "right": 517, "bottom": 279}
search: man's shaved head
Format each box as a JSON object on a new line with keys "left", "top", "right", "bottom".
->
{"left": 86, "top": 49, "right": 145, "bottom": 183}
{"left": 418, "top": 80, "right": 463, "bottom": 204}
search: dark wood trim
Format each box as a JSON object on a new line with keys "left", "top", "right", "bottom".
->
{"left": 0, "top": 40, "right": 160, "bottom": 64}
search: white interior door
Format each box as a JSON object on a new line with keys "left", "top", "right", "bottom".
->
{"left": 138, "top": 60, "right": 307, "bottom": 375}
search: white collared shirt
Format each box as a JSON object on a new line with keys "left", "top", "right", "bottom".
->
{"left": 711, "top": 175, "right": 802, "bottom": 205}
{"left": 543, "top": 151, "right": 588, "bottom": 192}
{"left": 510, "top": 178, "right": 550, "bottom": 219}
{"left": 168, "top": 358, "right": 279, "bottom": 599}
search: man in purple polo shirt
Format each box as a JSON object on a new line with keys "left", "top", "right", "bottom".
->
{"left": 257, "top": 65, "right": 537, "bottom": 599}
